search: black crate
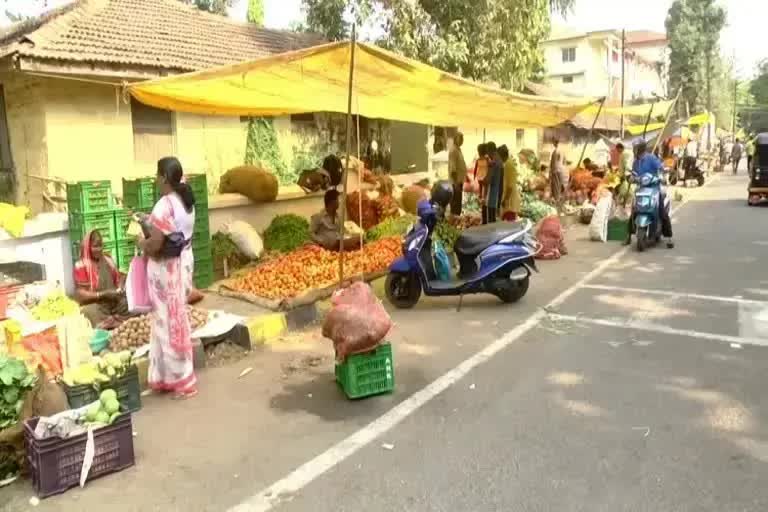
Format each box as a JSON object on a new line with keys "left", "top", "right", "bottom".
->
{"left": 62, "top": 365, "right": 142, "bottom": 413}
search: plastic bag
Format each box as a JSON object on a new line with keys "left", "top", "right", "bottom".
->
{"left": 322, "top": 282, "right": 392, "bottom": 362}
{"left": 433, "top": 241, "right": 452, "bottom": 281}
{"left": 226, "top": 220, "right": 264, "bottom": 260}
{"left": 220, "top": 165, "right": 279, "bottom": 203}
{"left": 126, "top": 256, "right": 152, "bottom": 314}
{"left": 589, "top": 191, "right": 613, "bottom": 242}
{"left": 0, "top": 203, "right": 29, "bottom": 238}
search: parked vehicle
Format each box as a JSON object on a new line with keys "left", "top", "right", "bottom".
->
{"left": 385, "top": 182, "right": 539, "bottom": 309}
{"left": 668, "top": 157, "right": 705, "bottom": 187}
{"left": 748, "top": 133, "right": 768, "bottom": 206}
{"left": 632, "top": 172, "right": 671, "bottom": 252}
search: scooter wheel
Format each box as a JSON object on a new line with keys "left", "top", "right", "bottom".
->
{"left": 697, "top": 175, "right": 705, "bottom": 187}
{"left": 495, "top": 276, "right": 530, "bottom": 304}
{"left": 636, "top": 228, "right": 647, "bottom": 252}
{"left": 385, "top": 272, "right": 422, "bottom": 309}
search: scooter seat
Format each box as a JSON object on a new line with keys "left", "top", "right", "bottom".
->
{"left": 455, "top": 221, "right": 527, "bottom": 256}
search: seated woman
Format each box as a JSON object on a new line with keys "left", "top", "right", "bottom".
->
{"left": 73, "top": 230, "right": 129, "bottom": 329}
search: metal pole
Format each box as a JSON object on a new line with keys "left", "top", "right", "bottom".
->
{"left": 620, "top": 29, "right": 626, "bottom": 136}
{"left": 706, "top": 47, "right": 712, "bottom": 150}
{"left": 577, "top": 97, "right": 605, "bottom": 169}
{"left": 652, "top": 87, "right": 682, "bottom": 155}
{"left": 642, "top": 99, "right": 656, "bottom": 139}
{"left": 338, "top": 25, "right": 356, "bottom": 286}
{"left": 732, "top": 79, "right": 738, "bottom": 134}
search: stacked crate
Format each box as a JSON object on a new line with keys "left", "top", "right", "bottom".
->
{"left": 187, "top": 174, "right": 213, "bottom": 289}
{"left": 67, "top": 181, "right": 117, "bottom": 263}
{"left": 118, "top": 178, "right": 156, "bottom": 273}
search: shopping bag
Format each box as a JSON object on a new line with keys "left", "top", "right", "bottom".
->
{"left": 126, "top": 256, "right": 152, "bottom": 314}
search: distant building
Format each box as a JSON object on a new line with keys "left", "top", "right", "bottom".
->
{"left": 540, "top": 27, "right": 666, "bottom": 102}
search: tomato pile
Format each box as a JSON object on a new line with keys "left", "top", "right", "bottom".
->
{"left": 230, "top": 237, "right": 402, "bottom": 299}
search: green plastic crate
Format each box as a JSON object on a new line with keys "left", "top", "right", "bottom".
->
{"left": 186, "top": 174, "right": 208, "bottom": 205}
{"left": 116, "top": 240, "right": 139, "bottom": 273}
{"left": 193, "top": 265, "right": 214, "bottom": 289}
{"left": 607, "top": 218, "right": 629, "bottom": 241}
{"left": 335, "top": 343, "right": 394, "bottom": 399}
{"left": 114, "top": 209, "right": 150, "bottom": 241}
{"left": 69, "top": 211, "right": 118, "bottom": 244}
{"left": 63, "top": 365, "right": 142, "bottom": 413}
{"left": 66, "top": 181, "right": 113, "bottom": 213}
{"left": 192, "top": 231, "right": 210, "bottom": 251}
{"left": 193, "top": 203, "right": 210, "bottom": 235}
{"left": 123, "top": 178, "right": 157, "bottom": 210}
{"left": 71, "top": 241, "right": 117, "bottom": 263}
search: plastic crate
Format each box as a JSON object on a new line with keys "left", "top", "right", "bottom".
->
{"left": 69, "top": 211, "right": 118, "bottom": 244}
{"left": 186, "top": 174, "right": 208, "bottom": 205}
{"left": 66, "top": 181, "right": 113, "bottom": 213}
{"left": 116, "top": 240, "right": 139, "bottom": 274}
{"left": 71, "top": 241, "right": 117, "bottom": 263}
{"left": 193, "top": 203, "right": 210, "bottom": 235}
{"left": 335, "top": 343, "right": 394, "bottom": 399}
{"left": 122, "top": 177, "right": 157, "bottom": 210}
{"left": 62, "top": 365, "right": 142, "bottom": 413}
{"left": 607, "top": 218, "right": 629, "bottom": 241}
{"left": 24, "top": 412, "right": 135, "bottom": 498}
{"left": 193, "top": 258, "right": 214, "bottom": 289}
{"left": 192, "top": 232, "right": 211, "bottom": 252}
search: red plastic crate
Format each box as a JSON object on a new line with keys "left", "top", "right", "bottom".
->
{"left": 24, "top": 413, "right": 135, "bottom": 498}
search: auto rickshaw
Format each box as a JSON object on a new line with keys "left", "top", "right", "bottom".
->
{"left": 748, "top": 133, "right": 768, "bottom": 206}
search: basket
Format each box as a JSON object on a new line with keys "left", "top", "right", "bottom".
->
{"left": 122, "top": 177, "right": 157, "bottom": 210}
{"left": 69, "top": 211, "right": 118, "bottom": 244}
{"left": 335, "top": 343, "right": 394, "bottom": 399}
{"left": 607, "top": 217, "right": 629, "bottom": 241}
{"left": 24, "top": 413, "right": 135, "bottom": 498}
{"left": 66, "top": 181, "right": 113, "bottom": 213}
{"left": 62, "top": 365, "right": 142, "bottom": 413}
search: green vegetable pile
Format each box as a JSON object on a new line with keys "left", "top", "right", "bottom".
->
{"left": 244, "top": 117, "right": 294, "bottom": 185}
{"left": 211, "top": 232, "right": 250, "bottom": 271}
{"left": 0, "top": 354, "right": 37, "bottom": 430}
{"left": 365, "top": 215, "right": 416, "bottom": 242}
{"left": 521, "top": 191, "right": 557, "bottom": 223}
{"left": 263, "top": 214, "right": 310, "bottom": 253}
{"left": 82, "top": 389, "right": 122, "bottom": 427}
{"left": 434, "top": 220, "right": 462, "bottom": 253}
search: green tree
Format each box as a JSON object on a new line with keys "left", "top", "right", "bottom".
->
{"left": 749, "top": 60, "right": 768, "bottom": 106}
{"left": 246, "top": 0, "right": 264, "bottom": 25}
{"left": 301, "top": 0, "right": 574, "bottom": 90}
{"left": 665, "top": 0, "right": 726, "bottom": 116}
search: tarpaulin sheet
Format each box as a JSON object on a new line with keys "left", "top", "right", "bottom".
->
{"left": 627, "top": 112, "right": 709, "bottom": 136}
{"left": 584, "top": 100, "right": 675, "bottom": 118}
{"left": 129, "top": 41, "right": 597, "bottom": 129}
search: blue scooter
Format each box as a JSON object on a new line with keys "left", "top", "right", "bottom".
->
{"left": 385, "top": 197, "right": 539, "bottom": 309}
{"left": 632, "top": 172, "right": 670, "bottom": 252}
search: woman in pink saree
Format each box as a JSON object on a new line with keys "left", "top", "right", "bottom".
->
{"left": 138, "top": 157, "right": 197, "bottom": 399}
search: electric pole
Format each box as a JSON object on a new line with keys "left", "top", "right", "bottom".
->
{"left": 706, "top": 46, "right": 712, "bottom": 150}
{"left": 620, "top": 29, "right": 626, "bottom": 136}
{"left": 731, "top": 51, "right": 738, "bottom": 134}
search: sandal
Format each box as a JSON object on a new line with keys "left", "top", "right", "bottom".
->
{"left": 172, "top": 389, "right": 198, "bottom": 400}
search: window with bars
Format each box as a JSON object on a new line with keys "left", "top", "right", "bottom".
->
{"left": 562, "top": 47, "right": 576, "bottom": 63}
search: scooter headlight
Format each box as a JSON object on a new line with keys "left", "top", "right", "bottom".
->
{"left": 639, "top": 174, "right": 653, "bottom": 187}
{"left": 635, "top": 195, "right": 651, "bottom": 208}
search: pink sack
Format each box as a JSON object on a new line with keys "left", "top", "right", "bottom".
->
{"left": 126, "top": 255, "right": 152, "bottom": 314}
{"left": 322, "top": 282, "right": 392, "bottom": 362}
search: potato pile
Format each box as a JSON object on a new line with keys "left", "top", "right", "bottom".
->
{"left": 110, "top": 307, "right": 209, "bottom": 350}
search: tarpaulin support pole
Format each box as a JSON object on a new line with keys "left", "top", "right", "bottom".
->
{"left": 577, "top": 97, "right": 605, "bottom": 169}
{"left": 652, "top": 87, "right": 682, "bottom": 155}
{"left": 338, "top": 25, "right": 357, "bottom": 287}
{"left": 642, "top": 98, "right": 657, "bottom": 139}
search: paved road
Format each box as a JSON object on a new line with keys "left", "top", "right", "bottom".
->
{"left": 6, "top": 172, "right": 766, "bottom": 511}
{"left": 266, "top": 173, "right": 768, "bottom": 512}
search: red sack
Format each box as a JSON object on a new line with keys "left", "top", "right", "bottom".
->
{"left": 535, "top": 215, "right": 568, "bottom": 260}
{"left": 322, "top": 282, "right": 392, "bottom": 362}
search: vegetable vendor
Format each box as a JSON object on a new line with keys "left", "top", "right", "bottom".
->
{"left": 310, "top": 190, "right": 362, "bottom": 251}
{"left": 73, "top": 229, "right": 130, "bottom": 329}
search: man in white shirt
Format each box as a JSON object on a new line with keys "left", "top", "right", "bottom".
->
{"left": 684, "top": 137, "right": 698, "bottom": 174}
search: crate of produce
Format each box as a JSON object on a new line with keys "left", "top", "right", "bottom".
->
{"left": 66, "top": 181, "right": 113, "bottom": 213}
{"left": 69, "top": 211, "right": 118, "bottom": 245}
{"left": 24, "top": 412, "right": 135, "bottom": 498}
{"left": 122, "top": 177, "right": 157, "bottom": 210}
{"left": 335, "top": 343, "right": 394, "bottom": 399}
{"left": 607, "top": 217, "right": 629, "bottom": 242}
{"left": 116, "top": 239, "right": 139, "bottom": 274}
{"left": 193, "top": 203, "right": 209, "bottom": 235}
{"left": 62, "top": 365, "right": 142, "bottom": 413}
{"left": 114, "top": 209, "right": 150, "bottom": 241}
{"left": 71, "top": 241, "right": 117, "bottom": 263}
{"left": 186, "top": 174, "right": 208, "bottom": 204}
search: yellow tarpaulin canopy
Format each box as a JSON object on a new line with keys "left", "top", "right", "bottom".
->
{"left": 626, "top": 112, "right": 712, "bottom": 136}
{"left": 584, "top": 100, "right": 674, "bottom": 118}
{"left": 129, "top": 41, "right": 597, "bottom": 129}
{"left": 684, "top": 112, "right": 712, "bottom": 126}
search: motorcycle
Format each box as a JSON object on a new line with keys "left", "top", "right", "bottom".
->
{"left": 632, "top": 172, "right": 671, "bottom": 252}
{"left": 385, "top": 196, "right": 539, "bottom": 309}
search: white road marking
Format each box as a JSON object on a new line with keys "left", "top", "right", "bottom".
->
{"left": 229, "top": 168, "right": 717, "bottom": 512}
{"left": 581, "top": 284, "right": 768, "bottom": 306}
{"left": 548, "top": 313, "right": 768, "bottom": 347}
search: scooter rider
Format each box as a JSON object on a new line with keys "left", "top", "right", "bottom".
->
{"left": 624, "top": 141, "right": 674, "bottom": 249}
